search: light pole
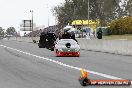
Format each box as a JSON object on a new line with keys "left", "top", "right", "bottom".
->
{"left": 87, "top": 0, "right": 91, "bottom": 38}
{"left": 87, "top": 0, "right": 90, "bottom": 27}
{"left": 74, "top": 5, "right": 76, "bottom": 28}
{"left": 47, "top": 4, "right": 49, "bottom": 27}
{"left": 30, "top": 10, "right": 33, "bottom": 40}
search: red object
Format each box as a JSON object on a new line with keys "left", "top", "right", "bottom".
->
{"left": 56, "top": 51, "right": 80, "bottom": 57}
{"left": 85, "top": 71, "right": 88, "bottom": 78}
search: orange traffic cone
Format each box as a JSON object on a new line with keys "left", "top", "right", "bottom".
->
{"left": 79, "top": 68, "right": 90, "bottom": 86}
{"left": 85, "top": 71, "right": 88, "bottom": 78}
{"left": 81, "top": 67, "right": 88, "bottom": 78}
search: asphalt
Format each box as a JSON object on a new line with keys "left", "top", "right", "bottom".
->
{"left": 0, "top": 40, "right": 132, "bottom": 88}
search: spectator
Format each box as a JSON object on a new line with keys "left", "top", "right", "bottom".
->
{"left": 97, "top": 28, "right": 103, "bottom": 39}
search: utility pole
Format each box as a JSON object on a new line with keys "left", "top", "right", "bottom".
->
{"left": 87, "top": 0, "right": 91, "bottom": 38}
{"left": 47, "top": 4, "right": 49, "bottom": 27}
{"left": 30, "top": 10, "right": 33, "bottom": 40}
{"left": 87, "top": 0, "right": 90, "bottom": 27}
{"left": 73, "top": 6, "right": 75, "bottom": 27}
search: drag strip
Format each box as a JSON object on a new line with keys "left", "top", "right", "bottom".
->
{"left": 0, "top": 40, "right": 132, "bottom": 88}
{"left": 0, "top": 44, "right": 123, "bottom": 79}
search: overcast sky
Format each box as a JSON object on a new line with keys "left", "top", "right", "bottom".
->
{"left": 0, "top": 0, "right": 64, "bottom": 31}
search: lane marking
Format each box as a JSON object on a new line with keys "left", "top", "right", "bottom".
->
{"left": 0, "top": 44, "right": 126, "bottom": 80}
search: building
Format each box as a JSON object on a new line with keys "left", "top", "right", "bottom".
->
{"left": 19, "top": 20, "right": 45, "bottom": 36}
{"left": 71, "top": 20, "right": 100, "bottom": 31}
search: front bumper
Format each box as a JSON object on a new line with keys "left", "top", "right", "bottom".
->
{"left": 56, "top": 51, "right": 80, "bottom": 57}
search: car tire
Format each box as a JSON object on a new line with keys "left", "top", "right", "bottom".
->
{"left": 38, "top": 43, "right": 42, "bottom": 48}
{"left": 51, "top": 48, "right": 54, "bottom": 51}
{"left": 38, "top": 43, "right": 45, "bottom": 48}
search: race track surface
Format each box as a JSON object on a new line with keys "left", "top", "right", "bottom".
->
{"left": 0, "top": 40, "right": 132, "bottom": 88}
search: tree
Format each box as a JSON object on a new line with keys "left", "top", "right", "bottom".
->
{"left": 6, "top": 27, "right": 16, "bottom": 36}
{"left": 52, "top": 0, "right": 75, "bottom": 29}
{"left": 96, "top": 0, "right": 121, "bottom": 26}
{"left": 52, "top": 0, "right": 130, "bottom": 29}
{"left": 0, "top": 27, "right": 5, "bottom": 37}
{"left": 109, "top": 16, "right": 132, "bottom": 35}
{"left": 126, "top": 0, "right": 132, "bottom": 16}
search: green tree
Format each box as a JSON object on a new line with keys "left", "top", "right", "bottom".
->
{"left": 52, "top": 0, "right": 75, "bottom": 29}
{"left": 109, "top": 16, "right": 132, "bottom": 35}
{"left": 52, "top": 0, "right": 129, "bottom": 29}
{"left": 126, "top": 0, "right": 132, "bottom": 16}
{"left": 0, "top": 27, "right": 5, "bottom": 37}
{"left": 6, "top": 27, "right": 16, "bottom": 36}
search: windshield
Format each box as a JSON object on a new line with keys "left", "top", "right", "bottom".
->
{"left": 57, "top": 40, "right": 77, "bottom": 45}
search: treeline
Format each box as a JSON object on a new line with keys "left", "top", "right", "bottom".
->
{"left": 52, "top": 0, "right": 132, "bottom": 31}
{"left": 109, "top": 16, "right": 132, "bottom": 35}
{"left": 0, "top": 27, "right": 16, "bottom": 37}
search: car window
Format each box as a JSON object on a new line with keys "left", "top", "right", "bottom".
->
{"left": 57, "top": 40, "right": 77, "bottom": 45}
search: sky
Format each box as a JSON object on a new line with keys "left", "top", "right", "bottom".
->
{"left": 0, "top": 0, "right": 65, "bottom": 31}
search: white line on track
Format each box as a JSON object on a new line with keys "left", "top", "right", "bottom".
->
{"left": 0, "top": 44, "right": 126, "bottom": 80}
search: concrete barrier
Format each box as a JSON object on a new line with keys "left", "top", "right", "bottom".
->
{"left": 8, "top": 37, "right": 39, "bottom": 43}
{"left": 77, "top": 39, "right": 132, "bottom": 56}
{"left": 8, "top": 37, "right": 132, "bottom": 56}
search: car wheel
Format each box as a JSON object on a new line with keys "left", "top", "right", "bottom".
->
{"left": 55, "top": 49, "right": 60, "bottom": 57}
{"left": 51, "top": 48, "right": 54, "bottom": 51}
{"left": 39, "top": 46, "right": 43, "bottom": 48}
{"left": 38, "top": 43, "right": 42, "bottom": 48}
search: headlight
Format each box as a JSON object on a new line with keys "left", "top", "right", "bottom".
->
{"left": 58, "top": 48, "right": 63, "bottom": 52}
{"left": 75, "top": 48, "right": 80, "bottom": 52}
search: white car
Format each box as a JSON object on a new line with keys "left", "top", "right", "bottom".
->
{"left": 55, "top": 39, "right": 80, "bottom": 57}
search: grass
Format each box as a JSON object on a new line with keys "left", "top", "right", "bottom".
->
{"left": 103, "top": 34, "right": 132, "bottom": 40}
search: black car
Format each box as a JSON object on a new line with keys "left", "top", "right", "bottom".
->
{"left": 38, "top": 32, "right": 57, "bottom": 51}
